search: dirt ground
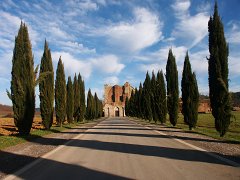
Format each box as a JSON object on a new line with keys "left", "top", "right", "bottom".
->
{"left": 0, "top": 115, "right": 56, "bottom": 136}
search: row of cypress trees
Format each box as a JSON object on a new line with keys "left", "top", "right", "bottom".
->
{"left": 125, "top": 50, "right": 199, "bottom": 130}
{"left": 86, "top": 90, "right": 103, "bottom": 120}
{"left": 126, "top": 2, "right": 231, "bottom": 136}
{"left": 8, "top": 22, "right": 101, "bottom": 135}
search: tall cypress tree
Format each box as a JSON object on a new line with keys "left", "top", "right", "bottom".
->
{"left": 156, "top": 70, "right": 167, "bottom": 124}
{"left": 166, "top": 49, "right": 179, "bottom": 126}
{"left": 94, "top": 93, "right": 99, "bottom": 118}
{"left": 208, "top": 3, "right": 231, "bottom": 136}
{"left": 66, "top": 76, "right": 74, "bottom": 123}
{"left": 143, "top": 72, "right": 153, "bottom": 121}
{"left": 181, "top": 52, "right": 199, "bottom": 130}
{"left": 9, "top": 22, "right": 35, "bottom": 135}
{"left": 138, "top": 83, "right": 143, "bottom": 118}
{"left": 151, "top": 71, "right": 158, "bottom": 123}
{"left": 73, "top": 74, "right": 80, "bottom": 121}
{"left": 55, "top": 57, "right": 66, "bottom": 127}
{"left": 39, "top": 40, "right": 54, "bottom": 130}
{"left": 86, "top": 89, "right": 94, "bottom": 120}
{"left": 78, "top": 73, "right": 86, "bottom": 121}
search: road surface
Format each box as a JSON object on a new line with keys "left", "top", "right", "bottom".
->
{"left": 5, "top": 117, "right": 240, "bottom": 180}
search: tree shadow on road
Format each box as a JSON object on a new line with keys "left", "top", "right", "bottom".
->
{"left": 0, "top": 151, "right": 130, "bottom": 180}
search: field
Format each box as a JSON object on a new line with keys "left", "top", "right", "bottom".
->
{"left": 0, "top": 115, "right": 84, "bottom": 150}
{"left": 165, "top": 112, "right": 240, "bottom": 143}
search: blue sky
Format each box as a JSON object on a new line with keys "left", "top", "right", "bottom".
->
{"left": 0, "top": 0, "right": 239, "bottom": 106}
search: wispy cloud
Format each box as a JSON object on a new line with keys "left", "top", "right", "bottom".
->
{"left": 171, "top": 0, "right": 209, "bottom": 48}
{"left": 94, "top": 7, "right": 163, "bottom": 53}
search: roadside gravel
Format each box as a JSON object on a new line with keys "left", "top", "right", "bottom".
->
{"left": 0, "top": 118, "right": 105, "bottom": 179}
{"left": 131, "top": 118, "right": 240, "bottom": 165}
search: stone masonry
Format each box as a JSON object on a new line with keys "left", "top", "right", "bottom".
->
{"left": 103, "top": 82, "right": 134, "bottom": 117}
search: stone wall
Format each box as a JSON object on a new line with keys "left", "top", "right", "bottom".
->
{"left": 103, "top": 82, "right": 134, "bottom": 117}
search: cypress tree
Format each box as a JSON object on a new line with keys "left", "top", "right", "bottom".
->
{"left": 55, "top": 57, "right": 66, "bottom": 127}
{"left": 125, "top": 97, "right": 129, "bottom": 116}
{"left": 76, "top": 73, "right": 82, "bottom": 122}
{"left": 181, "top": 52, "right": 199, "bottom": 130}
{"left": 79, "top": 74, "right": 86, "bottom": 121}
{"left": 39, "top": 40, "right": 54, "bottom": 130}
{"left": 151, "top": 71, "right": 158, "bottom": 123}
{"left": 94, "top": 93, "right": 99, "bottom": 118}
{"left": 73, "top": 74, "right": 80, "bottom": 121}
{"left": 138, "top": 83, "right": 143, "bottom": 118}
{"left": 166, "top": 49, "right": 179, "bottom": 126}
{"left": 156, "top": 70, "right": 167, "bottom": 124}
{"left": 66, "top": 76, "right": 74, "bottom": 123}
{"left": 9, "top": 22, "right": 35, "bottom": 135}
{"left": 86, "top": 89, "right": 94, "bottom": 120}
{"left": 208, "top": 3, "right": 231, "bottom": 136}
{"left": 143, "top": 72, "right": 153, "bottom": 121}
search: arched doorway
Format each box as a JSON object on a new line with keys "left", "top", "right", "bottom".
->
{"left": 115, "top": 107, "right": 120, "bottom": 117}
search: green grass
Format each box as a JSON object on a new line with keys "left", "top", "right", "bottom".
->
{"left": 0, "top": 120, "right": 89, "bottom": 150}
{"left": 135, "top": 112, "right": 240, "bottom": 143}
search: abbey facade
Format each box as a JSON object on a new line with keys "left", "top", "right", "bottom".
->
{"left": 103, "top": 82, "right": 134, "bottom": 117}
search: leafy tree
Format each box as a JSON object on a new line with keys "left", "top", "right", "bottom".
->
{"left": 138, "top": 83, "right": 143, "bottom": 118}
{"left": 66, "top": 76, "right": 74, "bottom": 123}
{"left": 143, "top": 72, "right": 153, "bottom": 121}
{"left": 8, "top": 22, "right": 35, "bottom": 135}
{"left": 166, "top": 49, "right": 179, "bottom": 126}
{"left": 55, "top": 57, "right": 66, "bottom": 127}
{"left": 94, "top": 92, "right": 99, "bottom": 118}
{"left": 125, "top": 97, "right": 129, "bottom": 116}
{"left": 79, "top": 74, "right": 86, "bottom": 121}
{"left": 86, "top": 89, "right": 94, "bottom": 120}
{"left": 156, "top": 70, "right": 167, "bottom": 124}
{"left": 181, "top": 52, "right": 199, "bottom": 130}
{"left": 73, "top": 74, "right": 80, "bottom": 121}
{"left": 151, "top": 71, "right": 158, "bottom": 123}
{"left": 208, "top": 2, "right": 231, "bottom": 136}
{"left": 39, "top": 40, "right": 54, "bottom": 129}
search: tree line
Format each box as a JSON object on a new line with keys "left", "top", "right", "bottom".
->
{"left": 7, "top": 22, "right": 102, "bottom": 135}
{"left": 126, "top": 3, "right": 232, "bottom": 137}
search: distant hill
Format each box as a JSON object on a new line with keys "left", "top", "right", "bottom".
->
{"left": 231, "top": 92, "right": 240, "bottom": 107}
{"left": 0, "top": 104, "right": 13, "bottom": 116}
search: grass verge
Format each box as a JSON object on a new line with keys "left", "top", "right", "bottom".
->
{"left": 0, "top": 120, "right": 95, "bottom": 150}
{"left": 132, "top": 112, "right": 240, "bottom": 144}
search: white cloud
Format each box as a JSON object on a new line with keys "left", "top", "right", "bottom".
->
{"left": 97, "top": 7, "right": 163, "bottom": 52}
{"left": 171, "top": 0, "right": 190, "bottom": 15}
{"left": 52, "top": 51, "right": 92, "bottom": 79}
{"left": 58, "top": 41, "right": 96, "bottom": 54}
{"left": 171, "top": 0, "right": 209, "bottom": 48}
{"left": 91, "top": 87, "right": 104, "bottom": 99}
{"left": 91, "top": 55, "right": 124, "bottom": 74}
{"left": 104, "top": 76, "right": 119, "bottom": 85}
{"left": 227, "top": 22, "right": 240, "bottom": 44}
{"left": 51, "top": 52, "right": 124, "bottom": 80}
{"left": 139, "top": 63, "right": 164, "bottom": 74}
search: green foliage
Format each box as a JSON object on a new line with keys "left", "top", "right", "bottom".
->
{"left": 181, "top": 52, "right": 199, "bottom": 130}
{"left": 86, "top": 89, "right": 94, "bottom": 120}
{"left": 156, "top": 70, "right": 167, "bottom": 124}
{"left": 208, "top": 2, "right": 231, "bottom": 137}
{"left": 55, "top": 57, "right": 66, "bottom": 127}
{"left": 78, "top": 73, "right": 86, "bottom": 121}
{"left": 66, "top": 76, "right": 74, "bottom": 123}
{"left": 73, "top": 74, "right": 80, "bottom": 121}
{"left": 143, "top": 72, "right": 153, "bottom": 120}
{"left": 39, "top": 40, "right": 54, "bottom": 130}
{"left": 166, "top": 49, "right": 179, "bottom": 126}
{"left": 151, "top": 72, "right": 158, "bottom": 122}
{"left": 10, "top": 22, "right": 35, "bottom": 135}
